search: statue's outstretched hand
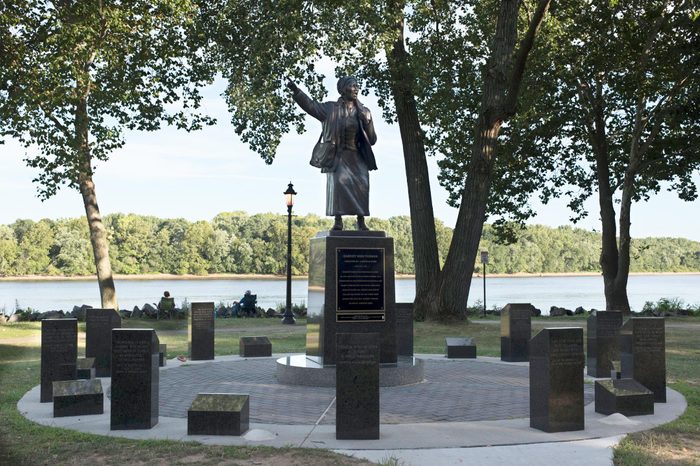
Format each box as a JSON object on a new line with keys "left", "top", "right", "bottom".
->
{"left": 286, "top": 79, "right": 299, "bottom": 93}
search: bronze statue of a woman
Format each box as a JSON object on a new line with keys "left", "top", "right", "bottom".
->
{"left": 287, "top": 77, "right": 377, "bottom": 231}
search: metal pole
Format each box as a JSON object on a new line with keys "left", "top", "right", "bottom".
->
{"left": 483, "top": 262, "right": 487, "bottom": 318}
{"left": 282, "top": 204, "right": 295, "bottom": 324}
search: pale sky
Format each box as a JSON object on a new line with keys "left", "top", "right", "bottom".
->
{"left": 1, "top": 75, "right": 699, "bottom": 242}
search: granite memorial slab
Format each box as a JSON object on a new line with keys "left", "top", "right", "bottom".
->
{"left": 41, "top": 319, "right": 78, "bottom": 402}
{"left": 307, "top": 231, "right": 397, "bottom": 366}
{"left": 586, "top": 310, "right": 623, "bottom": 377}
{"left": 396, "top": 302, "right": 414, "bottom": 357}
{"left": 239, "top": 336, "right": 272, "bottom": 357}
{"left": 53, "top": 379, "right": 103, "bottom": 417}
{"left": 500, "top": 303, "right": 531, "bottom": 362}
{"left": 76, "top": 357, "right": 95, "bottom": 379}
{"left": 445, "top": 337, "right": 476, "bottom": 359}
{"left": 620, "top": 317, "right": 666, "bottom": 402}
{"left": 530, "top": 327, "right": 585, "bottom": 432}
{"left": 110, "top": 329, "right": 160, "bottom": 430}
{"left": 189, "top": 302, "right": 215, "bottom": 360}
{"left": 187, "top": 393, "right": 249, "bottom": 436}
{"left": 595, "top": 378, "right": 654, "bottom": 416}
{"left": 336, "top": 332, "right": 380, "bottom": 440}
{"left": 85, "top": 308, "right": 121, "bottom": 377}
{"left": 159, "top": 344, "right": 167, "bottom": 367}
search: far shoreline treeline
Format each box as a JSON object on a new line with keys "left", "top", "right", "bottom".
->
{"left": 1, "top": 212, "right": 699, "bottom": 277}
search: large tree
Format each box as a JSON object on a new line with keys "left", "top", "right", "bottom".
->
{"left": 0, "top": 0, "right": 213, "bottom": 308}
{"left": 200, "top": 0, "right": 550, "bottom": 320}
{"left": 499, "top": 0, "right": 700, "bottom": 312}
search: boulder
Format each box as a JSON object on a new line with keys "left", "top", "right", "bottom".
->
{"left": 39, "top": 310, "right": 65, "bottom": 320}
{"left": 119, "top": 309, "right": 133, "bottom": 319}
{"left": 131, "top": 306, "right": 143, "bottom": 319}
{"left": 7, "top": 313, "right": 20, "bottom": 323}
{"left": 574, "top": 306, "right": 586, "bottom": 315}
{"left": 142, "top": 303, "right": 157, "bottom": 318}
{"left": 71, "top": 304, "right": 93, "bottom": 321}
{"left": 265, "top": 308, "right": 276, "bottom": 318}
{"left": 549, "top": 306, "right": 567, "bottom": 317}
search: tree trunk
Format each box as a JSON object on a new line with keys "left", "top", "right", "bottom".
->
{"left": 76, "top": 97, "right": 118, "bottom": 310}
{"left": 387, "top": 19, "right": 441, "bottom": 321}
{"left": 436, "top": 0, "right": 520, "bottom": 318}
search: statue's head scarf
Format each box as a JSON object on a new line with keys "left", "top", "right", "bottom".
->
{"left": 337, "top": 76, "right": 358, "bottom": 94}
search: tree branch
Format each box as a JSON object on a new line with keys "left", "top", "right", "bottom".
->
{"left": 504, "top": 0, "right": 552, "bottom": 116}
{"left": 38, "top": 104, "right": 71, "bottom": 138}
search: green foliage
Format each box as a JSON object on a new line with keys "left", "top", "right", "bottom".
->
{"left": 0, "top": 0, "right": 215, "bottom": 197}
{"left": 641, "top": 298, "right": 700, "bottom": 317}
{"left": 1, "top": 213, "right": 699, "bottom": 277}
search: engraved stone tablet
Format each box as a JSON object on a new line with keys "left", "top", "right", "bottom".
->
{"left": 53, "top": 379, "right": 103, "bottom": 417}
{"left": 189, "top": 302, "right": 215, "bottom": 360}
{"left": 586, "top": 311, "right": 622, "bottom": 377}
{"left": 110, "top": 329, "right": 159, "bottom": 430}
{"left": 500, "top": 303, "right": 531, "bottom": 362}
{"left": 620, "top": 317, "right": 666, "bottom": 402}
{"left": 41, "top": 319, "right": 78, "bottom": 402}
{"left": 445, "top": 337, "right": 476, "bottom": 359}
{"left": 336, "top": 333, "right": 380, "bottom": 440}
{"left": 530, "top": 327, "right": 585, "bottom": 432}
{"left": 187, "top": 393, "right": 249, "bottom": 436}
{"left": 240, "top": 336, "right": 272, "bottom": 357}
{"left": 396, "top": 302, "right": 414, "bottom": 357}
{"left": 159, "top": 344, "right": 167, "bottom": 367}
{"left": 85, "top": 308, "right": 121, "bottom": 377}
{"left": 595, "top": 378, "right": 654, "bottom": 416}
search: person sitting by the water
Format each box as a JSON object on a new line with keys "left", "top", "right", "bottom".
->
{"left": 157, "top": 291, "right": 175, "bottom": 319}
{"left": 239, "top": 290, "right": 257, "bottom": 317}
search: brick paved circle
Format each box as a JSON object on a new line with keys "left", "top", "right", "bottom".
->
{"left": 159, "top": 358, "right": 594, "bottom": 425}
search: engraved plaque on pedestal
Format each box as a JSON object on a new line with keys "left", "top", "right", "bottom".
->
{"left": 306, "top": 231, "right": 396, "bottom": 366}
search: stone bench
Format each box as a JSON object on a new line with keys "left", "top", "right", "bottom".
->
{"left": 445, "top": 337, "right": 477, "bottom": 359}
{"left": 53, "top": 379, "right": 103, "bottom": 417}
{"left": 187, "top": 393, "right": 249, "bottom": 436}
{"left": 240, "top": 336, "right": 272, "bottom": 357}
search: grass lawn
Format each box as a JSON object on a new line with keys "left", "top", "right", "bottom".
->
{"left": 1, "top": 315, "right": 699, "bottom": 465}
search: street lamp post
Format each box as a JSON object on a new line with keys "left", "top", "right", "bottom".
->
{"left": 282, "top": 182, "right": 297, "bottom": 325}
{"left": 480, "top": 250, "right": 489, "bottom": 318}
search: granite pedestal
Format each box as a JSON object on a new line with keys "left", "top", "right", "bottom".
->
{"left": 530, "top": 327, "right": 585, "bottom": 433}
{"left": 187, "top": 393, "right": 249, "bottom": 436}
{"left": 500, "top": 303, "right": 531, "bottom": 362}
{"left": 110, "top": 329, "right": 160, "bottom": 430}
{"left": 307, "top": 231, "right": 396, "bottom": 366}
{"left": 189, "top": 302, "right": 215, "bottom": 361}
{"left": 396, "top": 302, "right": 414, "bottom": 357}
{"left": 53, "top": 379, "right": 103, "bottom": 417}
{"left": 586, "top": 311, "right": 622, "bottom": 377}
{"left": 336, "top": 333, "right": 380, "bottom": 440}
{"left": 240, "top": 336, "right": 272, "bottom": 357}
{"left": 76, "top": 357, "right": 95, "bottom": 379}
{"left": 85, "top": 308, "right": 121, "bottom": 377}
{"left": 445, "top": 337, "right": 476, "bottom": 359}
{"left": 595, "top": 378, "right": 654, "bottom": 416}
{"left": 620, "top": 317, "right": 666, "bottom": 402}
{"left": 41, "top": 319, "right": 78, "bottom": 403}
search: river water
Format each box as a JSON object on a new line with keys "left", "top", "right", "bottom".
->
{"left": 1, "top": 274, "right": 699, "bottom": 315}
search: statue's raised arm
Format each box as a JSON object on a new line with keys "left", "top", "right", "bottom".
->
{"left": 288, "top": 76, "right": 377, "bottom": 231}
